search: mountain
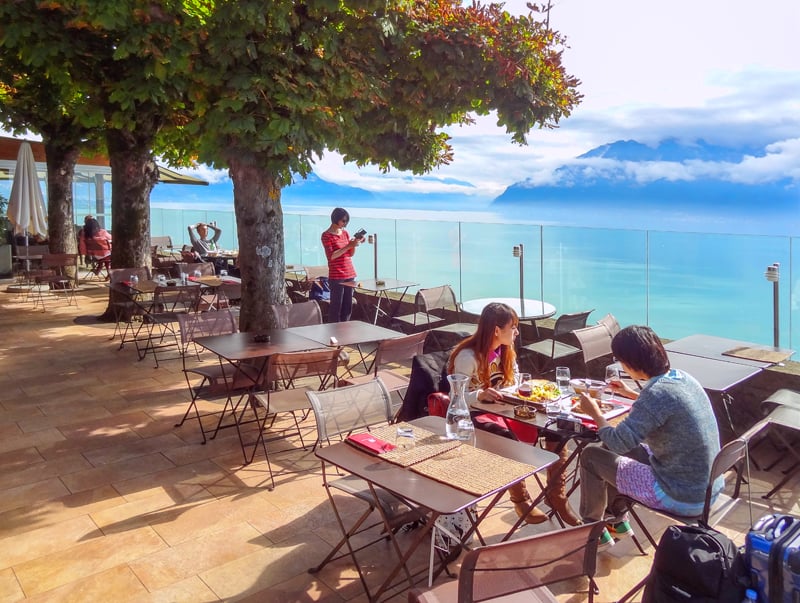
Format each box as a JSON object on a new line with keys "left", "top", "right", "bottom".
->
{"left": 492, "top": 139, "right": 799, "bottom": 211}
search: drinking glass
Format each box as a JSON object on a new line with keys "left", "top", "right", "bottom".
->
{"left": 517, "top": 372, "right": 532, "bottom": 397}
{"left": 193, "top": 270, "right": 201, "bottom": 279}
{"left": 219, "top": 269, "right": 228, "bottom": 277}
{"left": 604, "top": 365, "right": 621, "bottom": 400}
{"left": 555, "top": 366, "right": 571, "bottom": 412}
{"left": 555, "top": 366, "right": 570, "bottom": 395}
{"left": 395, "top": 426, "right": 415, "bottom": 450}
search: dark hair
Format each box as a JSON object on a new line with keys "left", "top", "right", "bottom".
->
{"left": 448, "top": 302, "right": 519, "bottom": 388}
{"left": 84, "top": 218, "right": 101, "bottom": 239}
{"left": 330, "top": 207, "right": 349, "bottom": 225}
{"left": 611, "top": 325, "right": 670, "bottom": 377}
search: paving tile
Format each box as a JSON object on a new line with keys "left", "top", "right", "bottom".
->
{"left": 0, "top": 567, "right": 24, "bottom": 603}
{"left": 21, "top": 564, "right": 149, "bottom": 602}
{"left": 126, "top": 575, "right": 219, "bottom": 603}
{"left": 130, "top": 522, "right": 268, "bottom": 591}
{"left": 0, "top": 445, "right": 44, "bottom": 476}
{"left": 0, "top": 453, "right": 91, "bottom": 491}
{"left": 0, "top": 514, "right": 101, "bottom": 570}
{"left": 0, "top": 485, "right": 123, "bottom": 539}
{"left": 59, "top": 452, "right": 176, "bottom": 494}
{"left": 12, "top": 526, "right": 166, "bottom": 596}
{"left": 0, "top": 427, "right": 65, "bottom": 456}
{"left": 0, "top": 478, "right": 71, "bottom": 515}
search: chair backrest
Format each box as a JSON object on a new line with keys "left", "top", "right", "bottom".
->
{"left": 597, "top": 312, "right": 621, "bottom": 336}
{"left": 552, "top": 309, "right": 594, "bottom": 339}
{"left": 151, "top": 235, "right": 173, "bottom": 249}
{"left": 177, "top": 308, "right": 237, "bottom": 347}
{"left": 110, "top": 267, "right": 150, "bottom": 285}
{"left": 41, "top": 253, "right": 79, "bottom": 272}
{"left": 703, "top": 437, "right": 748, "bottom": 524}
{"left": 417, "top": 285, "right": 458, "bottom": 314}
{"left": 573, "top": 324, "right": 613, "bottom": 364}
{"left": 306, "top": 378, "right": 393, "bottom": 443}
{"left": 271, "top": 300, "right": 322, "bottom": 329}
{"left": 455, "top": 522, "right": 606, "bottom": 603}
{"left": 374, "top": 330, "right": 429, "bottom": 373}
{"left": 267, "top": 348, "right": 340, "bottom": 391}
{"left": 176, "top": 262, "right": 215, "bottom": 276}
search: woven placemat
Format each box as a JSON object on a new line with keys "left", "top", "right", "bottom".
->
{"left": 368, "top": 423, "right": 461, "bottom": 467}
{"left": 410, "top": 445, "right": 538, "bottom": 497}
{"left": 722, "top": 346, "right": 793, "bottom": 364}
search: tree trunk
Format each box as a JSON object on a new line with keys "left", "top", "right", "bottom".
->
{"left": 98, "top": 127, "right": 158, "bottom": 320}
{"left": 107, "top": 128, "right": 158, "bottom": 269}
{"left": 43, "top": 141, "right": 80, "bottom": 256}
{"left": 229, "top": 157, "right": 287, "bottom": 333}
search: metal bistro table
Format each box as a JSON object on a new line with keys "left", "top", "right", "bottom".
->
{"left": 462, "top": 297, "right": 556, "bottom": 341}
{"left": 470, "top": 392, "right": 631, "bottom": 541}
{"left": 664, "top": 334, "right": 794, "bottom": 439}
{"left": 285, "top": 320, "right": 404, "bottom": 373}
{"left": 194, "top": 329, "right": 323, "bottom": 462}
{"left": 354, "top": 278, "right": 418, "bottom": 325}
{"left": 312, "top": 415, "right": 557, "bottom": 602}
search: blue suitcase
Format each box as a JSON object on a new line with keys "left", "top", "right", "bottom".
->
{"left": 745, "top": 514, "right": 800, "bottom": 602}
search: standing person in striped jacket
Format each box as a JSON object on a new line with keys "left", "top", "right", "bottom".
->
{"left": 321, "top": 207, "right": 363, "bottom": 322}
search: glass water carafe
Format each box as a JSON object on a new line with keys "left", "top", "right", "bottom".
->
{"left": 445, "top": 373, "right": 475, "bottom": 442}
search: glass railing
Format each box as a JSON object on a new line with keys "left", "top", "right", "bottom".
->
{"left": 152, "top": 207, "right": 795, "bottom": 349}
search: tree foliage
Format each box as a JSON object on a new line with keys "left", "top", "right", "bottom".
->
{"left": 0, "top": 1, "right": 580, "bottom": 331}
{"left": 185, "top": 0, "right": 580, "bottom": 330}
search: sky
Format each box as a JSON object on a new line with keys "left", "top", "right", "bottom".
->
{"left": 300, "top": 0, "right": 800, "bottom": 202}
{"left": 8, "top": 0, "right": 798, "bottom": 205}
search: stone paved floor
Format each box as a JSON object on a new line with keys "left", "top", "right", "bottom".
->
{"left": 0, "top": 279, "right": 797, "bottom": 602}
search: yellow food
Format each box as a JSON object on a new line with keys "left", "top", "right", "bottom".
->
{"left": 517, "top": 380, "right": 561, "bottom": 402}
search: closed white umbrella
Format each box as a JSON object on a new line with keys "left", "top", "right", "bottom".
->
{"left": 6, "top": 142, "right": 48, "bottom": 266}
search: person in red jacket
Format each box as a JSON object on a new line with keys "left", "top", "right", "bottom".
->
{"left": 321, "top": 207, "right": 363, "bottom": 322}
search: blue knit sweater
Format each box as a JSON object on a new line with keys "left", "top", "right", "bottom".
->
{"left": 597, "top": 369, "right": 721, "bottom": 504}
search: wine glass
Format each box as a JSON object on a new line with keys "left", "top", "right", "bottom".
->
{"left": 604, "top": 365, "right": 621, "bottom": 399}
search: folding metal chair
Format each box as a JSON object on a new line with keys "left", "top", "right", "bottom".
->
{"left": 174, "top": 309, "right": 259, "bottom": 445}
{"left": 134, "top": 283, "right": 202, "bottom": 367}
{"left": 245, "top": 348, "right": 341, "bottom": 484}
{"left": 339, "top": 330, "right": 429, "bottom": 419}
{"left": 409, "top": 522, "right": 606, "bottom": 603}
{"left": 520, "top": 309, "right": 594, "bottom": 376}
{"left": 306, "top": 379, "right": 424, "bottom": 595}
{"left": 32, "top": 253, "right": 79, "bottom": 311}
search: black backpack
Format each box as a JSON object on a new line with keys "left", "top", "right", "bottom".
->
{"left": 643, "top": 524, "right": 750, "bottom": 602}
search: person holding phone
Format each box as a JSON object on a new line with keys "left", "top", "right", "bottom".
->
{"left": 321, "top": 207, "right": 363, "bottom": 322}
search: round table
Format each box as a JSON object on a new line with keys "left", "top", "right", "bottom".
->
{"left": 461, "top": 297, "right": 556, "bottom": 321}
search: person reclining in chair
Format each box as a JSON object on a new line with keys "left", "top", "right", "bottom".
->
{"left": 187, "top": 222, "right": 232, "bottom": 274}
{"left": 78, "top": 217, "right": 112, "bottom": 276}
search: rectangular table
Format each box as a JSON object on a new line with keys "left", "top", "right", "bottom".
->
{"left": 195, "top": 329, "right": 323, "bottom": 462}
{"left": 354, "top": 278, "right": 418, "bottom": 325}
{"left": 313, "top": 415, "right": 557, "bottom": 601}
{"left": 664, "top": 334, "right": 793, "bottom": 367}
{"left": 285, "top": 320, "right": 404, "bottom": 373}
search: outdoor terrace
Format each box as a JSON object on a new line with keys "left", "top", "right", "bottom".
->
{"left": 0, "top": 279, "right": 798, "bottom": 602}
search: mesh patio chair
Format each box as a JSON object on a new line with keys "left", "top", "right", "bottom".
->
{"left": 339, "top": 330, "right": 429, "bottom": 419}
{"left": 270, "top": 300, "right": 349, "bottom": 370}
{"left": 109, "top": 267, "right": 151, "bottom": 347}
{"left": 572, "top": 323, "right": 614, "bottom": 378}
{"left": 246, "top": 348, "right": 342, "bottom": 485}
{"left": 392, "top": 285, "right": 477, "bottom": 351}
{"left": 307, "top": 379, "right": 425, "bottom": 594}
{"left": 83, "top": 238, "right": 112, "bottom": 281}
{"left": 32, "top": 253, "right": 80, "bottom": 311}
{"left": 134, "top": 283, "right": 202, "bottom": 367}
{"left": 173, "top": 309, "right": 260, "bottom": 445}
{"left": 408, "top": 522, "right": 606, "bottom": 603}
{"left": 520, "top": 309, "right": 594, "bottom": 376}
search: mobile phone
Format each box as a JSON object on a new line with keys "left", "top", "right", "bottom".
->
{"left": 353, "top": 228, "right": 367, "bottom": 239}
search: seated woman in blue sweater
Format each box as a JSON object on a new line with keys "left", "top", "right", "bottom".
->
{"left": 576, "top": 325, "right": 722, "bottom": 548}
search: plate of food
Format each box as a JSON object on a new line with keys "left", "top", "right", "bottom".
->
{"left": 567, "top": 396, "right": 631, "bottom": 420}
{"left": 501, "top": 379, "right": 561, "bottom": 407}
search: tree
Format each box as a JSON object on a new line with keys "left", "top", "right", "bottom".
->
{"left": 0, "top": 9, "right": 103, "bottom": 256}
{"left": 187, "top": 0, "right": 581, "bottom": 331}
{"left": 0, "top": 1, "right": 208, "bottom": 272}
